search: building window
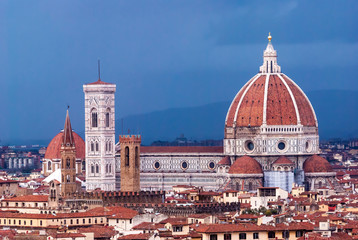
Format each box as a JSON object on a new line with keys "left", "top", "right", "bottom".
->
{"left": 296, "top": 231, "right": 303, "bottom": 237}
{"left": 48, "top": 161, "right": 52, "bottom": 170}
{"left": 282, "top": 230, "right": 289, "bottom": 238}
{"left": 224, "top": 234, "right": 231, "bottom": 240}
{"left": 173, "top": 226, "right": 183, "bottom": 232}
{"left": 239, "top": 233, "right": 246, "bottom": 239}
{"left": 210, "top": 235, "right": 217, "bottom": 240}
{"left": 91, "top": 142, "right": 94, "bottom": 152}
{"left": 96, "top": 142, "right": 99, "bottom": 151}
{"left": 91, "top": 165, "right": 94, "bottom": 174}
{"left": 135, "top": 146, "right": 139, "bottom": 168}
{"left": 83, "top": 219, "right": 85, "bottom": 224}
{"left": 66, "top": 158, "right": 71, "bottom": 169}
{"left": 91, "top": 110, "right": 98, "bottom": 128}
{"left": 268, "top": 231, "right": 275, "bottom": 238}
{"left": 125, "top": 147, "right": 130, "bottom": 166}
{"left": 40, "top": 220, "right": 42, "bottom": 226}
{"left": 96, "top": 165, "right": 99, "bottom": 173}
{"left": 105, "top": 110, "right": 110, "bottom": 128}
{"left": 253, "top": 233, "right": 259, "bottom": 239}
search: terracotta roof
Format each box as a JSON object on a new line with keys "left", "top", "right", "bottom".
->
{"left": 117, "top": 233, "right": 153, "bottom": 240}
{"left": 79, "top": 226, "right": 117, "bottom": 238}
{"left": 228, "top": 156, "right": 263, "bottom": 174}
{"left": 226, "top": 73, "right": 317, "bottom": 127}
{"left": 141, "top": 146, "right": 223, "bottom": 153}
{"left": 3, "top": 195, "right": 48, "bottom": 202}
{"left": 44, "top": 131, "right": 85, "bottom": 159}
{"left": 50, "top": 233, "right": 85, "bottom": 238}
{"left": 196, "top": 222, "right": 314, "bottom": 233}
{"left": 0, "top": 179, "right": 18, "bottom": 184}
{"left": 132, "top": 222, "right": 165, "bottom": 230}
{"left": 218, "top": 156, "right": 231, "bottom": 165}
{"left": 303, "top": 155, "right": 334, "bottom": 173}
{"left": 273, "top": 156, "right": 294, "bottom": 165}
{"left": 86, "top": 78, "right": 112, "bottom": 85}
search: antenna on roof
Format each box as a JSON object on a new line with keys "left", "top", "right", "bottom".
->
{"left": 98, "top": 59, "right": 101, "bottom": 80}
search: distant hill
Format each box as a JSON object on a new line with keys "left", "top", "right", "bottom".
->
{"left": 117, "top": 90, "right": 358, "bottom": 145}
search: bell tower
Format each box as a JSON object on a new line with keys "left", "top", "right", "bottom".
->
{"left": 120, "top": 135, "right": 141, "bottom": 192}
{"left": 60, "top": 109, "right": 77, "bottom": 197}
{"left": 83, "top": 75, "right": 116, "bottom": 191}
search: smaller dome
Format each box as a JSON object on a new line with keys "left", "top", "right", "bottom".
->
{"left": 228, "top": 156, "right": 263, "bottom": 174}
{"left": 218, "top": 156, "right": 231, "bottom": 165}
{"left": 45, "top": 131, "right": 85, "bottom": 160}
{"left": 273, "top": 156, "right": 294, "bottom": 165}
{"left": 303, "top": 155, "right": 333, "bottom": 173}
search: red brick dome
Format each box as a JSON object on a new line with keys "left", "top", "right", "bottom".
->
{"left": 303, "top": 155, "right": 333, "bottom": 173}
{"left": 273, "top": 156, "right": 294, "bottom": 165}
{"left": 225, "top": 73, "right": 317, "bottom": 128}
{"left": 228, "top": 156, "right": 263, "bottom": 174}
{"left": 44, "top": 131, "right": 85, "bottom": 160}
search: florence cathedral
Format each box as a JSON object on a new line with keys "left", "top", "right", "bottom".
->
{"left": 41, "top": 34, "right": 336, "bottom": 193}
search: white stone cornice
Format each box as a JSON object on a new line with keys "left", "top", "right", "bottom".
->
{"left": 262, "top": 73, "right": 270, "bottom": 124}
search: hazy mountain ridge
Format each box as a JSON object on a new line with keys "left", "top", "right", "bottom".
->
{"left": 117, "top": 90, "right": 358, "bottom": 145}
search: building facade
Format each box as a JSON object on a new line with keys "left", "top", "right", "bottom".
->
{"left": 84, "top": 78, "right": 116, "bottom": 191}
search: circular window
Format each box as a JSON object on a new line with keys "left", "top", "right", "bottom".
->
{"left": 208, "top": 162, "right": 215, "bottom": 170}
{"left": 245, "top": 140, "right": 255, "bottom": 152}
{"left": 278, "top": 141, "right": 286, "bottom": 150}
{"left": 153, "top": 161, "right": 160, "bottom": 170}
{"left": 181, "top": 161, "right": 189, "bottom": 170}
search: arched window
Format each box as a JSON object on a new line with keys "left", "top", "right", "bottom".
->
{"left": 91, "top": 142, "right": 94, "bottom": 152}
{"left": 66, "top": 175, "right": 70, "bottom": 182}
{"left": 96, "top": 164, "right": 99, "bottom": 173}
{"left": 105, "top": 109, "right": 110, "bottom": 128}
{"left": 105, "top": 142, "right": 108, "bottom": 152}
{"left": 109, "top": 164, "right": 112, "bottom": 173}
{"left": 96, "top": 142, "right": 99, "bottom": 152}
{"left": 125, "top": 147, "right": 130, "bottom": 166}
{"left": 48, "top": 161, "right": 52, "bottom": 171}
{"left": 66, "top": 158, "right": 71, "bottom": 169}
{"left": 91, "top": 109, "right": 98, "bottom": 128}
{"left": 91, "top": 165, "right": 94, "bottom": 174}
{"left": 318, "top": 181, "right": 323, "bottom": 188}
{"left": 135, "top": 146, "right": 139, "bottom": 168}
{"left": 106, "top": 164, "right": 108, "bottom": 173}
{"left": 248, "top": 182, "right": 253, "bottom": 191}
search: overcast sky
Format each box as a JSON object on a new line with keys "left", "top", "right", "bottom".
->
{"left": 0, "top": 1, "right": 357, "bottom": 144}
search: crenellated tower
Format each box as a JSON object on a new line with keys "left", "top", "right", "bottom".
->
{"left": 84, "top": 77, "right": 116, "bottom": 191}
{"left": 120, "top": 135, "right": 141, "bottom": 192}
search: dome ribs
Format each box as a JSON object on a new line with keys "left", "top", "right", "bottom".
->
{"left": 236, "top": 75, "right": 265, "bottom": 127}
{"left": 282, "top": 75, "right": 316, "bottom": 127}
{"left": 44, "top": 132, "right": 85, "bottom": 160}
{"left": 266, "top": 75, "right": 297, "bottom": 125}
{"left": 226, "top": 77, "right": 254, "bottom": 127}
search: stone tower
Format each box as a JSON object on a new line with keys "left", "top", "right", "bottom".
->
{"left": 60, "top": 110, "right": 77, "bottom": 197}
{"left": 84, "top": 78, "right": 116, "bottom": 191}
{"left": 120, "top": 135, "right": 141, "bottom": 192}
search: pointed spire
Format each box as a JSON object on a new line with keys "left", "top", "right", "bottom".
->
{"left": 260, "top": 32, "right": 281, "bottom": 73}
{"left": 63, "top": 108, "right": 74, "bottom": 147}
